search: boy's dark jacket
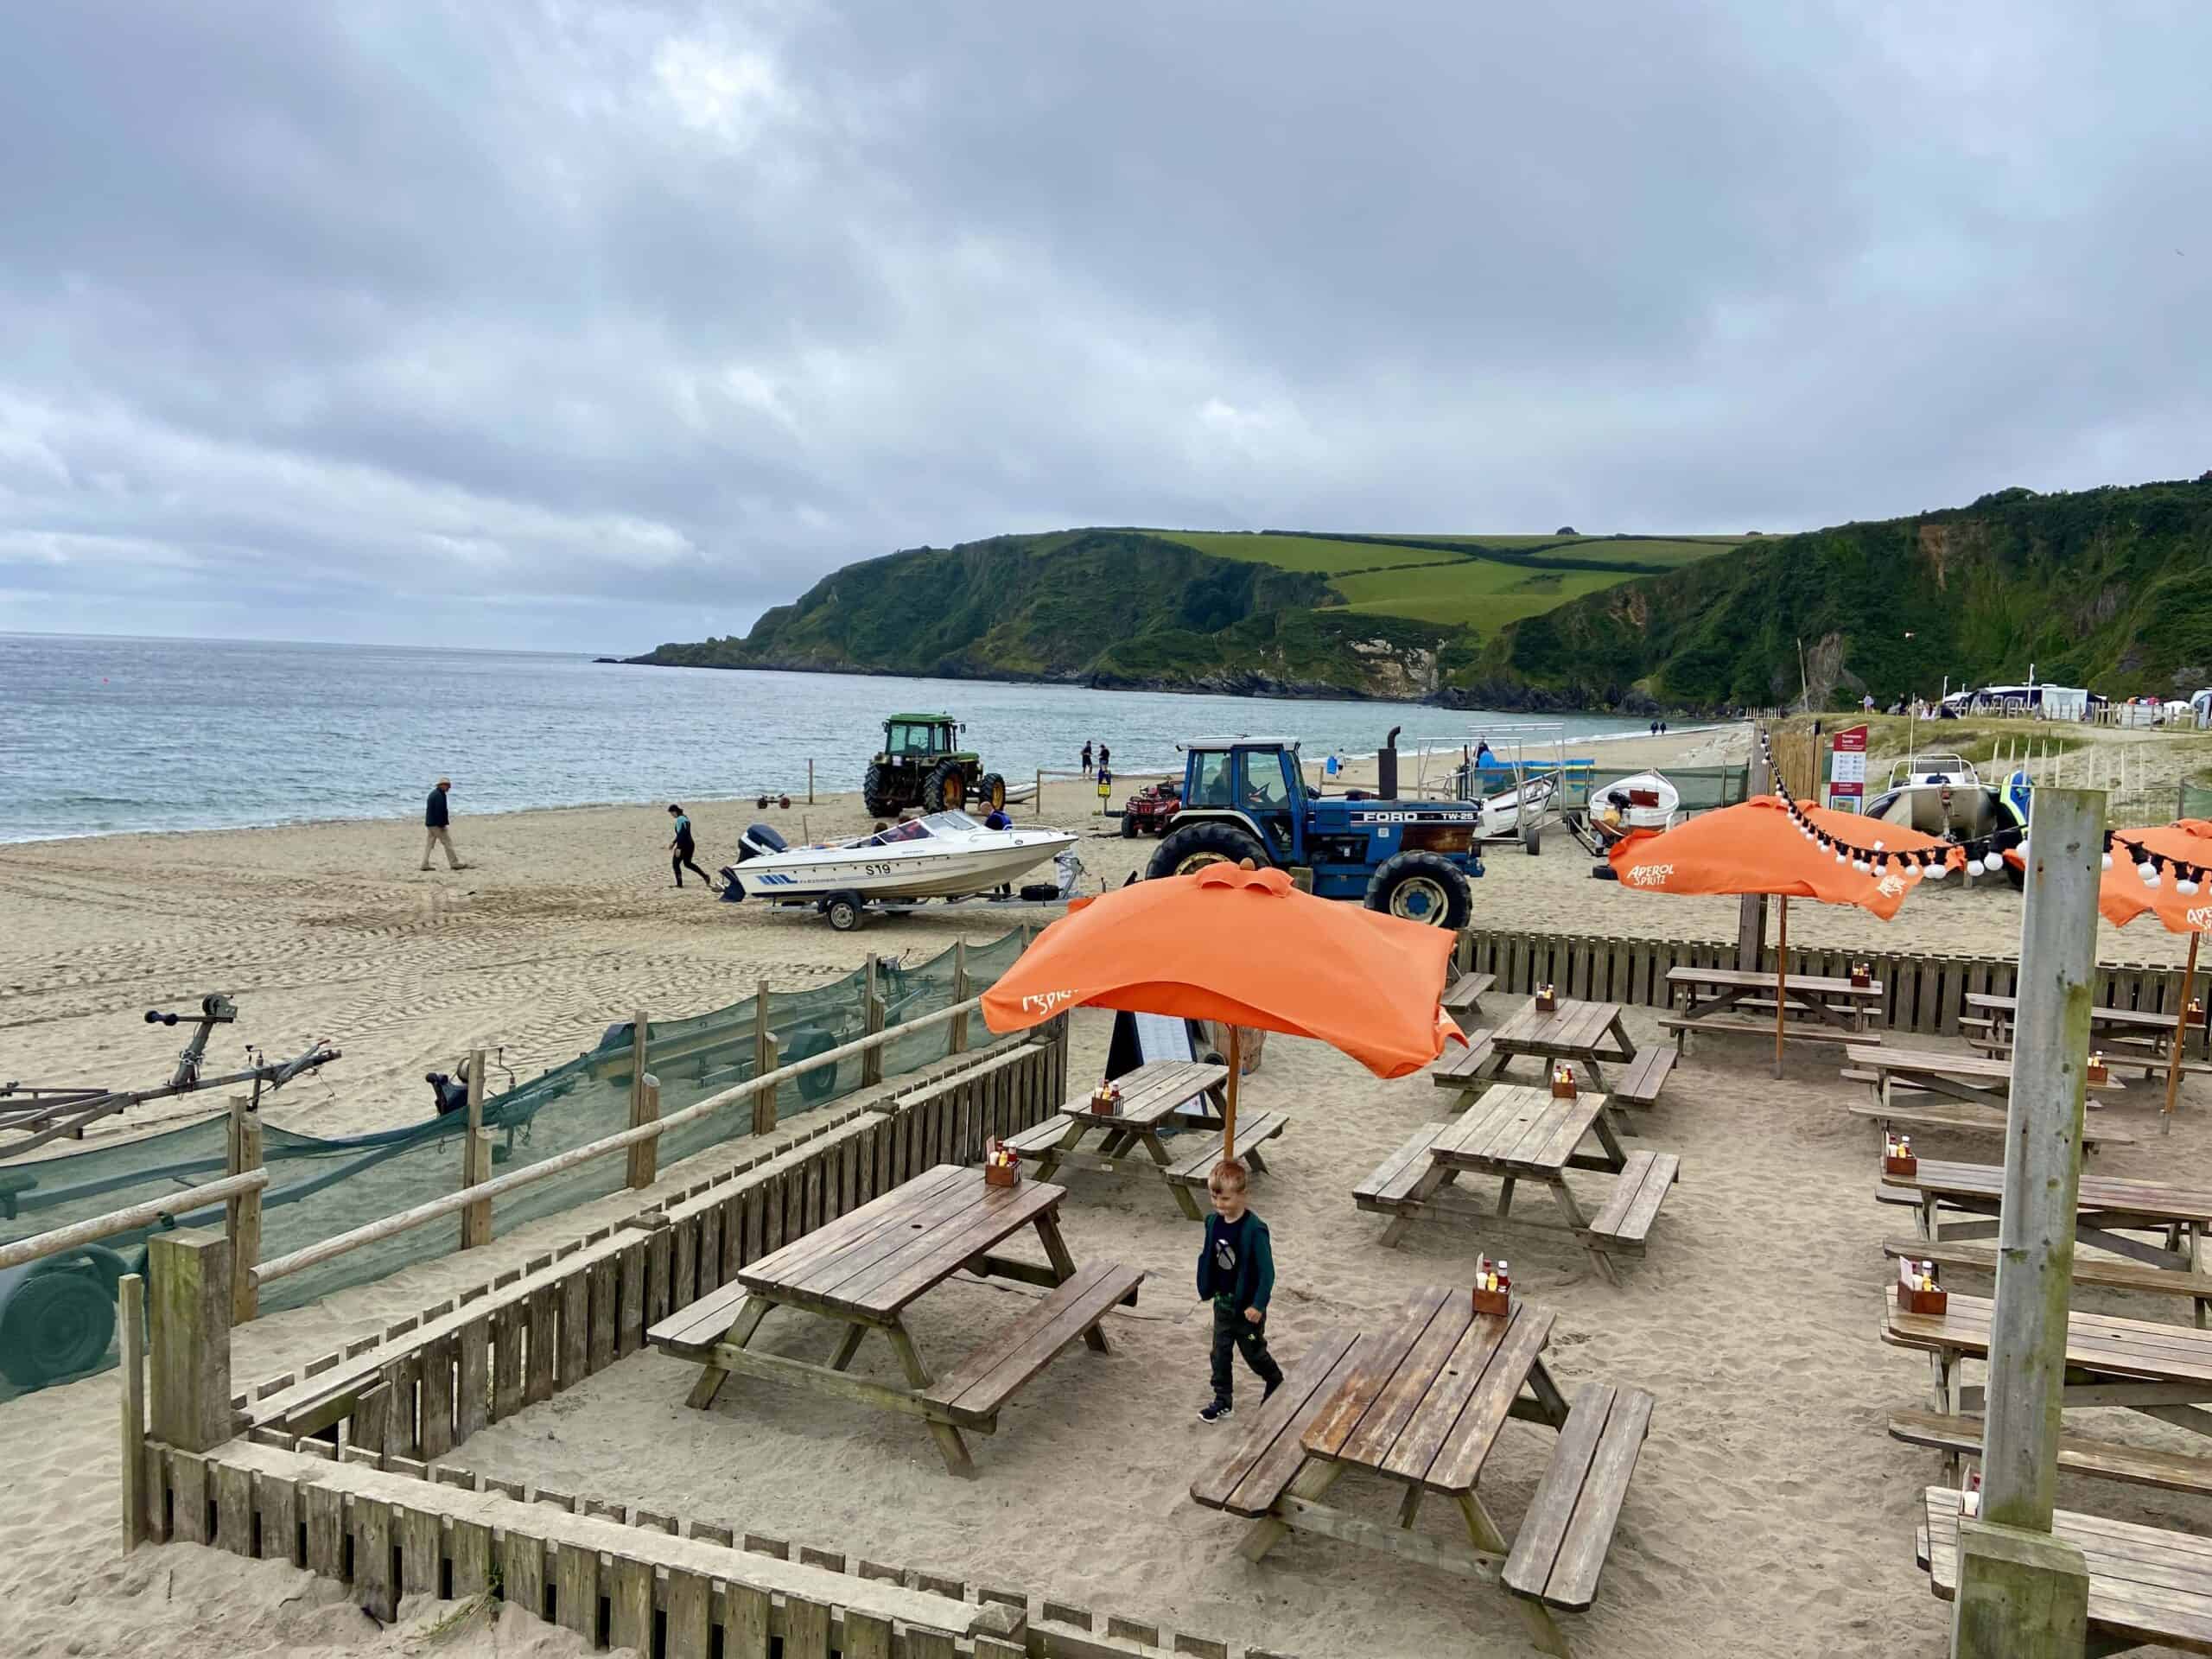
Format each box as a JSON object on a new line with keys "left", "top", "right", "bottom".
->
{"left": 1197, "top": 1211, "right": 1274, "bottom": 1313}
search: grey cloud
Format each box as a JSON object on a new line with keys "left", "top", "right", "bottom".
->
{"left": 2, "top": 1, "right": 2208, "bottom": 650}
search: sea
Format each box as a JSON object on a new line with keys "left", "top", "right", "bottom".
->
{"left": 0, "top": 633, "right": 1670, "bottom": 843}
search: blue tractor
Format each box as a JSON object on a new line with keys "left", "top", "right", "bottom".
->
{"left": 1141, "top": 734, "right": 1483, "bottom": 926}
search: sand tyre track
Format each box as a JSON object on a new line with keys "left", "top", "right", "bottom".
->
{"left": 1146, "top": 821, "right": 1269, "bottom": 880}
{"left": 1365, "top": 850, "right": 1472, "bottom": 929}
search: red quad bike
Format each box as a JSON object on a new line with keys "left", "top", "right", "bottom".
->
{"left": 1118, "top": 779, "right": 1183, "bottom": 837}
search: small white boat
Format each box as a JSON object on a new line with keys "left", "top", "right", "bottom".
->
{"left": 1590, "top": 772, "right": 1681, "bottom": 833}
{"left": 1471, "top": 772, "right": 1559, "bottom": 836}
{"left": 726, "top": 810, "right": 1077, "bottom": 905}
{"left": 1864, "top": 753, "right": 1999, "bottom": 841}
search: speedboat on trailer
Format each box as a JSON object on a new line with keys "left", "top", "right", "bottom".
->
{"left": 723, "top": 810, "right": 1078, "bottom": 906}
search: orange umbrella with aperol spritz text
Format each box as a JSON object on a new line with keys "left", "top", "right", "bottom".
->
{"left": 982, "top": 861, "right": 1463, "bottom": 1158}
{"left": 2097, "top": 820, "right": 2212, "bottom": 1128}
{"left": 1606, "top": 795, "right": 1965, "bottom": 1075}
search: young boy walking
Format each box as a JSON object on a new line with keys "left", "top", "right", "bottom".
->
{"left": 1195, "top": 1159, "right": 1282, "bottom": 1422}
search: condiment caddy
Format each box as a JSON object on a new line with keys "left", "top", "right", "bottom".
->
{"left": 1534, "top": 983, "right": 1558, "bottom": 1014}
{"left": 2087, "top": 1052, "right": 2109, "bottom": 1085}
{"left": 983, "top": 1138, "right": 1022, "bottom": 1188}
{"left": 1550, "top": 1062, "right": 1578, "bottom": 1101}
{"left": 1850, "top": 962, "right": 1872, "bottom": 989}
{"left": 1471, "top": 1255, "right": 1512, "bottom": 1319}
{"left": 1089, "top": 1080, "right": 1122, "bottom": 1116}
{"left": 1896, "top": 1256, "right": 1946, "bottom": 1316}
{"left": 1884, "top": 1132, "right": 1916, "bottom": 1179}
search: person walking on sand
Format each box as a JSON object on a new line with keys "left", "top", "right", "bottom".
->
{"left": 1096, "top": 741, "right": 1110, "bottom": 776}
{"left": 667, "top": 804, "right": 710, "bottom": 888}
{"left": 1081, "top": 741, "right": 1093, "bottom": 779}
{"left": 421, "top": 778, "right": 467, "bottom": 870}
{"left": 1195, "top": 1160, "right": 1282, "bottom": 1422}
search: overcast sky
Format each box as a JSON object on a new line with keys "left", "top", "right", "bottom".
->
{"left": 3, "top": 3, "right": 2207, "bottom": 652}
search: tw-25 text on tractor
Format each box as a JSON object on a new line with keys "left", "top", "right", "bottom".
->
{"left": 860, "top": 714, "right": 1007, "bottom": 818}
{"left": 1142, "top": 735, "right": 1484, "bottom": 926}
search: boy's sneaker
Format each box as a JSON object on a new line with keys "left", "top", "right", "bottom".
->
{"left": 1198, "top": 1398, "right": 1234, "bottom": 1424}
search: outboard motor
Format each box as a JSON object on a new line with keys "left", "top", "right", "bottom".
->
{"left": 1377, "top": 726, "right": 1402, "bottom": 798}
{"left": 738, "top": 823, "right": 789, "bottom": 860}
{"left": 424, "top": 1071, "right": 470, "bottom": 1116}
{"left": 718, "top": 866, "right": 744, "bottom": 901}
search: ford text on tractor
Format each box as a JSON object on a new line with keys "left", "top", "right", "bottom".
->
{"left": 861, "top": 714, "right": 1007, "bottom": 817}
{"left": 1143, "top": 736, "right": 1483, "bottom": 926}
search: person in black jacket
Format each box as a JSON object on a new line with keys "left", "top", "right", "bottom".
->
{"left": 666, "top": 804, "right": 710, "bottom": 888}
{"left": 1195, "top": 1159, "right": 1282, "bottom": 1422}
{"left": 421, "top": 778, "right": 467, "bottom": 870}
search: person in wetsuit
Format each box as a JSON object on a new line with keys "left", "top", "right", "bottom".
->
{"left": 667, "top": 804, "right": 710, "bottom": 888}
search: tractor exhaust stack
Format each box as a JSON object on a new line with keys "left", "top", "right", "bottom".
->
{"left": 1377, "top": 727, "right": 1402, "bottom": 798}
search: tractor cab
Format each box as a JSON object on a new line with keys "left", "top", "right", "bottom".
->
{"left": 1145, "top": 735, "right": 1484, "bottom": 928}
{"left": 880, "top": 715, "right": 959, "bottom": 761}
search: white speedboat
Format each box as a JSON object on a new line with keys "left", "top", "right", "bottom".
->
{"left": 725, "top": 810, "right": 1078, "bottom": 905}
{"left": 1473, "top": 772, "right": 1558, "bottom": 836}
{"left": 1589, "top": 771, "right": 1681, "bottom": 833}
{"left": 1863, "top": 753, "right": 1999, "bottom": 841}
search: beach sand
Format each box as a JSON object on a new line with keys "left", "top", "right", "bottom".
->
{"left": 1, "top": 717, "right": 2207, "bottom": 1657}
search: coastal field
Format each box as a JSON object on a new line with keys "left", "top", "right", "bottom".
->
{"left": 0, "top": 717, "right": 2206, "bottom": 1657}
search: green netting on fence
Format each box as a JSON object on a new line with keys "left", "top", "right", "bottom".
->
{"left": 0, "top": 928, "right": 1034, "bottom": 1399}
{"left": 2183, "top": 781, "right": 2212, "bottom": 821}
{"left": 1556, "top": 766, "right": 1751, "bottom": 814}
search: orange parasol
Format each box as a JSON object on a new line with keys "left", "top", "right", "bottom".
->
{"left": 2096, "top": 820, "right": 2212, "bottom": 1129}
{"left": 982, "top": 861, "right": 1463, "bottom": 1158}
{"left": 1605, "top": 795, "right": 1964, "bottom": 1075}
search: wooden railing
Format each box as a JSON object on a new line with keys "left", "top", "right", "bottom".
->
{"left": 0, "top": 1170, "right": 268, "bottom": 1274}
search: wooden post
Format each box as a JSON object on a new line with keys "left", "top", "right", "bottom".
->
{"left": 861, "top": 957, "right": 885, "bottom": 1087}
{"left": 461, "top": 1049, "right": 493, "bottom": 1249}
{"left": 1772, "top": 895, "right": 1789, "bottom": 1080}
{"left": 626, "top": 1076, "right": 661, "bottom": 1189}
{"left": 950, "top": 940, "right": 971, "bottom": 1054}
{"left": 2164, "top": 931, "right": 2202, "bottom": 1134}
{"left": 628, "top": 1011, "right": 650, "bottom": 1127}
{"left": 226, "top": 1096, "right": 264, "bottom": 1324}
{"left": 753, "top": 982, "right": 778, "bottom": 1137}
{"left": 807, "top": 758, "right": 814, "bottom": 804}
{"left": 1738, "top": 724, "right": 1771, "bottom": 972}
{"left": 1223, "top": 1027, "right": 1243, "bottom": 1162}
{"left": 147, "top": 1229, "right": 232, "bottom": 1453}
{"left": 119, "top": 1273, "right": 146, "bottom": 1551}
{"left": 1034, "top": 769, "right": 1043, "bottom": 817}
{"left": 1955, "top": 786, "right": 2100, "bottom": 1659}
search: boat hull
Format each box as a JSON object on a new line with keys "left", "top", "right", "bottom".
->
{"left": 734, "top": 832, "right": 1077, "bottom": 903}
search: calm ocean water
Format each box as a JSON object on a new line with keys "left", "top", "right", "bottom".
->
{"left": 0, "top": 634, "right": 1660, "bottom": 842}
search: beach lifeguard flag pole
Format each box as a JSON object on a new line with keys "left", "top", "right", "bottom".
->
{"left": 981, "top": 861, "right": 1462, "bottom": 1160}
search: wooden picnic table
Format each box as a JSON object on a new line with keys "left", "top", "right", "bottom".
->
{"left": 648, "top": 1163, "right": 1141, "bottom": 1477}
{"left": 1489, "top": 998, "right": 1637, "bottom": 1087}
{"left": 1884, "top": 1158, "right": 2212, "bottom": 1274}
{"left": 1920, "top": 1485, "right": 2212, "bottom": 1655}
{"left": 1356, "top": 1085, "right": 1677, "bottom": 1283}
{"left": 1190, "top": 1285, "right": 1654, "bottom": 1657}
{"left": 1963, "top": 992, "right": 2212, "bottom": 1072}
{"left": 1661, "top": 966, "right": 1883, "bottom": 1054}
{"left": 1848, "top": 1043, "right": 2127, "bottom": 1117}
{"left": 1005, "top": 1059, "right": 1263, "bottom": 1220}
{"left": 1885, "top": 1292, "right": 2212, "bottom": 1444}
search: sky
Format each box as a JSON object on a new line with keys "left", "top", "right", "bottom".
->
{"left": 3, "top": 3, "right": 2208, "bottom": 653}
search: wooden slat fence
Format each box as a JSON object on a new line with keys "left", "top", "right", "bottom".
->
{"left": 1456, "top": 927, "right": 2199, "bottom": 1039}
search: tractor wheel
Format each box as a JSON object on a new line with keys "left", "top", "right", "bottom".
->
{"left": 0, "top": 1264, "right": 118, "bottom": 1388}
{"left": 1147, "top": 821, "right": 1269, "bottom": 880}
{"left": 1365, "top": 851, "right": 1472, "bottom": 929}
{"left": 923, "top": 761, "right": 968, "bottom": 813}
{"left": 861, "top": 764, "right": 898, "bottom": 819}
{"left": 977, "top": 772, "right": 1007, "bottom": 812}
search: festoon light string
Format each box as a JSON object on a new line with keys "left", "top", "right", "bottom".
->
{"left": 1757, "top": 730, "right": 2204, "bottom": 893}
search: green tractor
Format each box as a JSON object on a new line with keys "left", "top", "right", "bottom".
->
{"left": 861, "top": 713, "right": 1007, "bottom": 817}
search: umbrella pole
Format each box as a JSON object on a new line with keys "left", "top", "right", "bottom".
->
{"left": 1224, "top": 1026, "right": 1241, "bottom": 1163}
{"left": 1774, "top": 896, "right": 1789, "bottom": 1080}
{"left": 2164, "top": 931, "right": 2201, "bottom": 1135}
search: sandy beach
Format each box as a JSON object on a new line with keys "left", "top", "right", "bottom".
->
{"left": 2, "top": 716, "right": 2209, "bottom": 1658}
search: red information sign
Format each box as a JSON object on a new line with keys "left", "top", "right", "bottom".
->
{"left": 1827, "top": 724, "right": 1869, "bottom": 811}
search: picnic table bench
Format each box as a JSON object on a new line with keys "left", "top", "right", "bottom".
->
{"left": 1884, "top": 1292, "right": 2212, "bottom": 1452}
{"left": 1357, "top": 1085, "right": 1679, "bottom": 1282}
{"left": 1884, "top": 1158, "right": 2212, "bottom": 1274}
{"left": 1920, "top": 1485, "right": 2212, "bottom": 1655}
{"left": 1433, "top": 997, "right": 1671, "bottom": 1118}
{"left": 1848, "top": 1043, "right": 2127, "bottom": 1121}
{"left": 1961, "top": 991, "right": 2212, "bottom": 1077}
{"left": 646, "top": 1163, "right": 1140, "bottom": 1477}
{"left": 1442, "top": 970, "right": 1496, "bottom": 1020}
{"left": 1189, "top": 1286, "right": 1652, "bottom": 1658}
{"left": 1659, "top": 965, "right": 1883, "bottom": 1054}
{"left": 1003, "top": 1059, "right": 1252, "bottom": 1220}
{"left": 1890, "top": 1410, "right": 2212, "bottom": 1497}
{"left": 1845, "top": 1089, "right": 2137, "bottom": 1154}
